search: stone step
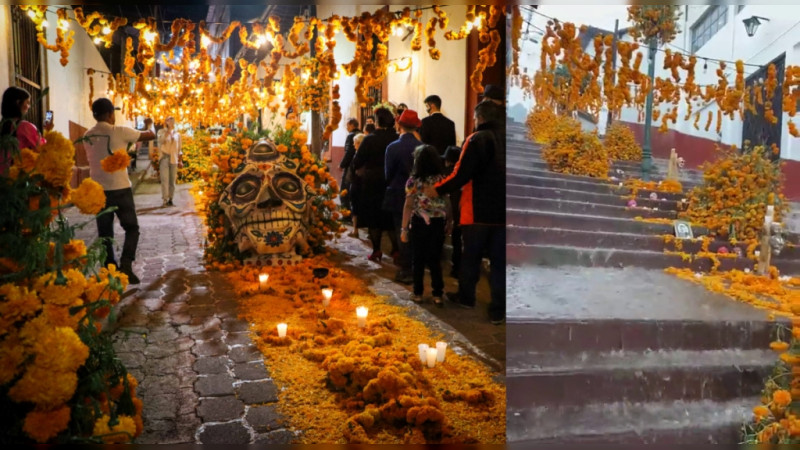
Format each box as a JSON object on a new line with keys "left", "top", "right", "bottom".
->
{"left": 507, "top": 173, "right": 686, "bottom": 202}
{"left": 507, "top": 348, "right": 772, "bottom": 408}
{"left": 507, "top": 146, "right": 644, "bottom": 168}
{"left": 510, "top": 159, "right": 644, "bottom": 179}
{"left": 506, "top": 196, "right": 677, "bottom": 220}
{"left": 507, "top": 184, "right": 680, "bottom": 211}
{"left": 506, "top": 243, "right": 752, "bottom": 272}
{"left": 507, "top": 209, "right": 703, "bottom": 236}
{"left": 506, "top": 318, "right": 779, "bottom": 355}
{"left": 508, "top": 238, "right": 800, "bottom": 274}
{"left": 507, "top": 163, "right": 702, "bottom": 191}
{"left": 507, "top": 398, "right": 755, "bottom": 444}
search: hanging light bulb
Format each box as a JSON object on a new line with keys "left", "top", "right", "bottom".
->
{"left": 703, "top": 59, "right": 708, "bottom": 74}
{"left": 27, "top": 9, "right": 36, "bottom": 19}
{"left": 201, "top": 34, "right": 211, "bottom": 49}
{"left": 41, "top": 20, "right": 49, "bottom": 28}
{"left": 94, "top": 37, "right": 103, "bottom": 45}
{"left": 102, "top": 26, "right": 112, "bottom": 35}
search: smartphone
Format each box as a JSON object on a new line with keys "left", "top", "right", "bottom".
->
{"left": 45, "top": 110, "right": 53, "bottom": 124}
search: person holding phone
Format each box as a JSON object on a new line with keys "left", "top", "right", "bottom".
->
{"left": 0, "top": 87, "right": 53, "bottom": 174}
{"left": 157, "top": 116, "right": 182, "bottom": 207}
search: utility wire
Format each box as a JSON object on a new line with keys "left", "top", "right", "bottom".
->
{"left": 522, "top": 5, "right": 767, "bottom": 70}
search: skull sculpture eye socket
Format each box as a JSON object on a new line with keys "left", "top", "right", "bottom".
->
{"left": 272, "top": 173, "right": 304, "bottom": 202}
{"left": 248, "top": 140, "right": 280, "bottom": 162}
{"left": 231, "top": 174, "right": 261, "bottom": 204}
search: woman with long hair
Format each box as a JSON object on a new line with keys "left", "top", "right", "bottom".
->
{"left": 1, "top": 87, "right": 52, "bottom": 173}
{"left": 400, "top": 144, "right": 452, "bottom": 307}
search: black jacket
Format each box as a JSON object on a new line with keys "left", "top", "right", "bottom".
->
{"left": 339, "top": 129, "right": 360, "bottom": 171}
{"left": 434, "top": 121, "right": 505, "bottom": 226}
{"left": 419, "top": 112, "right": 456, "bottom": 156}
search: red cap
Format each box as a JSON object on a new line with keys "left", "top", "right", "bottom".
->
{"left": 397, "top": 109, "right": 422, "bottom": 128}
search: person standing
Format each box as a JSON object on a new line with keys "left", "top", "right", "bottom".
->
{"left": 352, "top": 107, "right": 398, "bottom": 262}
{"left": 157, "top": 117, "right": 182, "bottom": 207}
{"left": 401, "top": 144, "right": 451, "bottom": 307}
{"left": 0, "top": 87, "right": 53, "bottom": 174}
{"left": 385, "top": 109, "right": 422, "bottom": 284}
{"left": 419, "top": 95, "right": 456, "bottom": 156}
{"left": 348, "top": 133, "right": 366, "bottom": 238}
{"left": 442, "top": 145, "right": 462, "bottom": 278}
{"left": 339, "top": 118, "right": 360, "bottom": 218}
{"left": 83, "top": 98, "right": 156, "bottom": 284}
{"left": 425, "top": 100, "right": 505, "bottom": 324}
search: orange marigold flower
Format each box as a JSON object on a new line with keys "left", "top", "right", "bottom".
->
{"left": 71, "top": 178, "right": 106, "bottom": 215}
{"left": 23, "top": 406, "right": 71, "bottom": 443}
{"left": 773, "top": 389, "right": 792, "bottom": 407}
{"left": 100, "top": 149, "right": 131, "bottom": 173}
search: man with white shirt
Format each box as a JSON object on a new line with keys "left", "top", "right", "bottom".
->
{"left": 83, "top": 98, "right": 156, "bottom": 284}
{"left": 157, "top": 117, "right": 182, "bottom": 207}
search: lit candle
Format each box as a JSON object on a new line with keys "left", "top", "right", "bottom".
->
{"left": 356, "top": 306, "right": 368, "bottom": 328}
{"left": 426, "top": 347, "right": 437, "bottom": 368}
{"left": 259, "top": 273, "right": 269, "bottom": 291}
{"left": 418, "top": 344, "right": 429, "bottom": 364}
{"left": 277, "top": 323, "right": 287, "bottom": 338}
{"left": 436, "top": 341, "right": 447, "bottom": 362}
{"left": 321, "top": 288, "right": 333, "bottom": 307}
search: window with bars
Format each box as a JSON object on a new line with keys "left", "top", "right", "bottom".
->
{"left": 10, "top": 7, "right": 44, "bottom": 130}
{"left": 691, "top": 6, "right": 729, "bottom": 53}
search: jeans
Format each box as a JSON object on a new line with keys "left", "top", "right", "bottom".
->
{"left": 411, "top": 215, "right": 445, "bottom": 297}
{"left": 160, "top": 157, "right": 177, "bottom": 201}
{"left": 459, "top": 224, "right": 506, "bottom": 321}
{"left": 97, "top": 188, "right": 139, "bottom": 267}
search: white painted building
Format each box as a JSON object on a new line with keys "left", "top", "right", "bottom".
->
{"left": 0, "top": 6, "right": 131, "bottom": 135}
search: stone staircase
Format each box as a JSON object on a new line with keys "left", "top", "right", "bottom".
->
{"left": 506, "top": 120, "right": 800, "bottom": 275}
{"left": 506, "top": 118, "right": 781, "bottom": 444}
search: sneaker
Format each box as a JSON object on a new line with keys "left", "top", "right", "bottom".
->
{"left": 167, "top": 199, "right": 174, "bottom": 207}
{"left": 432, "top": 296, "right": 444, "bottom": 308}
{"left": 410, "top": 294, "right": 423, "bottom": 303}
{"left": 490, "top": 318, "right": 505, "bottom": 325}
{"left": 163, "top": 200, "right": 169, "bottom": 207}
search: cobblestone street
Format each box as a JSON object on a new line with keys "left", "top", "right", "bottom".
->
{"left": 65, "top": 165, "right": 503, "bottom": 443}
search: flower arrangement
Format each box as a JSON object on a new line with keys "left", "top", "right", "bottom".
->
{"left": 223, "top": 257, "right": 505, "bottom": 443}
{"left": 541, "top": 115, "right": 609, "bottom": 179}
{"left": 177, "top": 130, "right": 211, "bottom": 184}
{"left": 200, "top": 121, "right": 346, "bottom": 267}
{"left": 626, "top": 6, "right": 682, "bottom": 46}
{"left": 0, "top": 127, "right": 141, "bottom": 443}
{"left": 604, "top": 122, "right": 642, "bottom": 161}
{"left": 744, "top": 320, "right": 800, "bottom": 443}
{"left": 681, "top": 142, "right": 788, "bottom": 240}
{"left": 525, "top": 107, "right": 559, "bottom": 145}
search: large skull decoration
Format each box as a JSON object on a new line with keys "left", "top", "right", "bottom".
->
{"left": 219, "top": 139, "right": 312, "bottom": 263}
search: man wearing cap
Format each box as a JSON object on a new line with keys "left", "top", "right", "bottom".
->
{"left": 420, "top": 95, "right": 456, "bottom": 156}
{"left": 83, "top": 98, "right": 156, "bottom": 285}
{"left": 384, "top": 109, "right": 423, "bottom": 284}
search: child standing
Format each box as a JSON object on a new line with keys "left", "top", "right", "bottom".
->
{"left": 400, "top": 145, "right": 452, "bottom": 307}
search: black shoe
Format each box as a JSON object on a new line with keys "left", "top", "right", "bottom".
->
{"left": 445, "top": 292, "right": 475, "bottom": 309}
{"left": 167, "top": 199, "right": 174, "bottom": 207}
{"left": 120, "top": 261, "right": 141, "bottom": 285}
{"left": 394, "top": 271, "right": 413, "bottom": 285}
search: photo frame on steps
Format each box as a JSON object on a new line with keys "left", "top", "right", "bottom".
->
{"left": 674, "top": 220, "right": 694, "bottom": 240}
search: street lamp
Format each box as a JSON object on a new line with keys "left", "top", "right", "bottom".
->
{"left": 743, "top": 16, "right": 770, "bottom": 37}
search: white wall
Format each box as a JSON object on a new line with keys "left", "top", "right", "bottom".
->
{"left": 0, "top": 7, "right": 11, "bottom": 88}
{"left": 319, "top": 5, "right": 468, "bottom": 147}
{"left": 620, "top": 5, "right": 800, "bottom": 160}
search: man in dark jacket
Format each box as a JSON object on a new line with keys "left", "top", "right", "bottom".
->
{"left": 384, "top": 109, "right": 423, "bottom": 284}
{"left": 338, "top": 118, "right": 360, "bottom": 216}
{"left": 420, "top": 95, "right": 456, "bottom": 156}
{"left": 426, "top": 100, "right": 505, "bottom": 324}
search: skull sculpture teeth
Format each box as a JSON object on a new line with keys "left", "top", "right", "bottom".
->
{"left": 219, "top": 138, "right": 312, "bottom": 263}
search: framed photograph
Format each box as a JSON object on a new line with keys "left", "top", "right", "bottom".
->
{"left": 674, "top": 220, "right": 694, "bottom": 239}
